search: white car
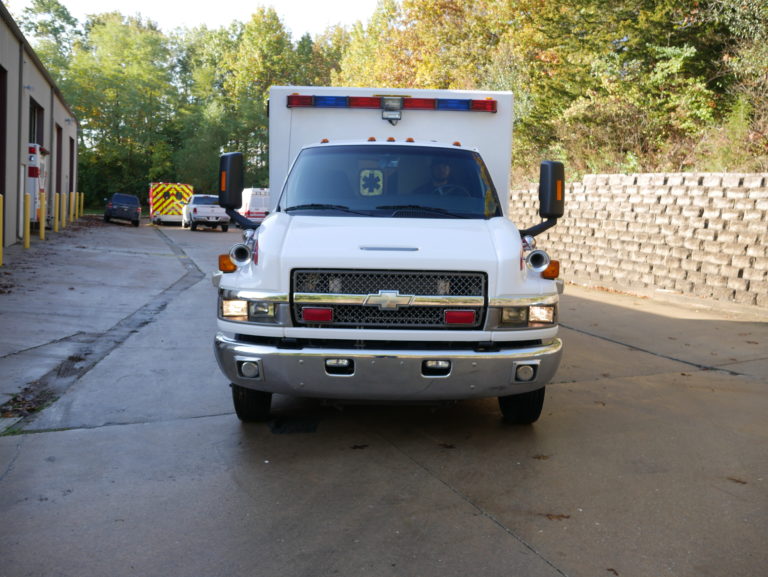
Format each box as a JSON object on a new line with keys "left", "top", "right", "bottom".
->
{"left": 182, "top": 194, "right": 230, "bottom": 231}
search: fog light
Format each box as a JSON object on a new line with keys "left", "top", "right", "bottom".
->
{"left": 423, "top": 360, "right": 451, "bottom": 376}
{"left": 240, "top": 361, "right": 260, "bottom": 378}
{"left": 515, "top": 364, "right": 536, "bottom": 382}
{"left": 325, "top": 358, "right": 354, "bottom": 375}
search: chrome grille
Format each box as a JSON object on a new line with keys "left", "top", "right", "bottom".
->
{"left": 292, "top": 269, "right": 486, "bottom": 329}
{"left": 293, "top": 270, "right": 485, "bottom": 296}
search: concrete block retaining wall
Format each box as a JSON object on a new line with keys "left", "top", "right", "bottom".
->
{"left": 510, "top": 173, "right": 768, "bottom": 309}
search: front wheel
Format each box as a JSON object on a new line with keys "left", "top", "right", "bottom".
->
{"left": 498, "top": 387, "right": 545, "bottom": 425}
{"left": 231, "top": 384, "right": 272, "bottom": 422}
{"left": 221, "top": 224, "right": 229, "bottom": 232}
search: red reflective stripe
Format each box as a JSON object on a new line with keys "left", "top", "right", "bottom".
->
{"left": 28, "top": 166, "right": 40, "bottom": 178}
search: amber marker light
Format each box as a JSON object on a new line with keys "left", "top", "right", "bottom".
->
{"left": 542, "top": 260, "right": 560, "bottom": 279}
{"left": 218, "top": 254, "right": 237, "bottom": 273}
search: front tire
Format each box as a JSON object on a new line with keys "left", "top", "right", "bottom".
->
{"left": 498, "top": 387, "right": 545, "bottom": 424}
{"left": 231, "top": 384, "right": 272, "bottom": 422}
{"left": 221, "top": 224, "right": 229, "bottom": 232}
{"left": 190, "top": 222, "right": 197, "bottom": 231}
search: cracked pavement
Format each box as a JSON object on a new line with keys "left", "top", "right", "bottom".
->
{"left": 1, "top": 216, "right": 766, "bottom": 577}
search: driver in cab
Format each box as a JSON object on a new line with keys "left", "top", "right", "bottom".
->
{"left": 413, "top": 158, "right": 457, "bottom": 196}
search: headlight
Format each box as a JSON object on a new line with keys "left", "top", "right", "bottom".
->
{"left": 499, "top": 304, "right": 557, "bottom": 328}
{"left": 501, "top": 307, "right": 528, "bottom": 326}
{"left": 529, "top": 304, "right": 556, "bottom": 325}
{"left": 220, "top": 299, "right": 277, "bottom": 323}
{"left": 221, "top": 299, "right": 248, "bottom": 320}
{"left": 248, "top": 302, "right": 276, "bottom": 322}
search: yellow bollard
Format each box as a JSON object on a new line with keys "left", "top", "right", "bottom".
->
{"left": 80, "top": 193, "right": 85, "bottom": 218}
{"left": 69, "top": 191, "right": 75, "bottom": 222}
{"left": 53, "top": 193, "right": 59, "bottom": 233}
{"left": 24, "top": 194, "right": 31, "bottom": 249}
{"left": 39, "top": 193, "right": 46, "bottom": 241}
{"left": 61, "top": 191, "right": 67, "bottom": 229}
{"left": 0, "top": 195, "right": 4, "bottom": 266}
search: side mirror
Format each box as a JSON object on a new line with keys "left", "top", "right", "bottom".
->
{"left": 219, "top": 152, "right": 243, "bottom": 210}
{"left": 538, "top": 161, "right": 564, "bottom": 219}
{"left": 519, "top": 161, "right": 565, "bottom": 238}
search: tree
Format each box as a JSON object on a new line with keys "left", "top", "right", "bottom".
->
{"left": 67, "top": 13, "right": 179, "bottom": 200}
{"left": 16, "top": 0, "right": 81, "bottom": 83}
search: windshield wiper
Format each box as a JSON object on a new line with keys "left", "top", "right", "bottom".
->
{"left": 284, "top": 203, "right": 367, "bottom": 215}
{"left": 376, "top": 204, "right": 468, "bottom": 218}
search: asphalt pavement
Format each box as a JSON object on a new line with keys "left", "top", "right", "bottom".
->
{"left": 1, "top": 215, "right": 766, "bottom": 577}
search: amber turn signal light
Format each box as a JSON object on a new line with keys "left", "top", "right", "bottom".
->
{"left": 218, "top": 254, "right": 237, "bottom": 273}
{"left": 542, "top": 260, "right": 560, "bottom": 279}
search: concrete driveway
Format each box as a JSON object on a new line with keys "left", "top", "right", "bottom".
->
{"left": 1, "top": 217, "right": 766, "bottom": 577}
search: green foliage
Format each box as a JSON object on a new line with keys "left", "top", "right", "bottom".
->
{"left": 13, "top": 0, "right": 766, "bottom": 195}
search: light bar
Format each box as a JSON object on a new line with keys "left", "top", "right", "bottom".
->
{"left": 287, "top": 94, "right": 497, "bottom": 113}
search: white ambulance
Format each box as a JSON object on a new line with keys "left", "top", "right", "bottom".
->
{"left": 238, "top": 188, "right": 271, "bottom": 224}
{"left": 214, "top": 86, "right": 565, "bottom": 425}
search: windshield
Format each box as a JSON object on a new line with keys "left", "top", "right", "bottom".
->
{"left": 278, "top": 145, "right": 502, "bottom": 219}
{"left": 192, "top": 196, "right": 219, "bottom": 205}
{"left": 113, "top": 194, "right": 139, "bottom": 205}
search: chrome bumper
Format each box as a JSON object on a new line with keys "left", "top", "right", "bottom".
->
{"left": 214, "top": 334, "right": 563, "bottom": 401}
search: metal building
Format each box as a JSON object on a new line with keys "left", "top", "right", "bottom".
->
{"left": 1, "top": 1, "right": 78, "bottom": 248}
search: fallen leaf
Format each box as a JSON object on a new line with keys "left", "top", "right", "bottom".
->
{"left": 541, "top": 513, "right": 570, "bottom": 521}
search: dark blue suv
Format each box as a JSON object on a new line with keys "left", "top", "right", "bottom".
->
{"left": 104, "top": 193, "right": 141, "bottom": 227}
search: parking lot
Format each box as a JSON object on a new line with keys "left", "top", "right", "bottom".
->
{"left": 1, "top": 217, "right": 766, "bottom": 577}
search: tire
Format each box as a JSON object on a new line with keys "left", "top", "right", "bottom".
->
{"left": 498, "top": 387, "right": 545, "bottom": 425}
{"left": 104, "top": 214, "right": 110, "bottom": 222}
{"left": 231, "top": 384, "right": 272, "bottom": 422}
{"left": 190, "top": 222, "right": 197, "bottom": 231}
{"left": 221, "top": 224, "right": 229, "bottom": 232}
{"left": 132, "top": 220, "right": 139, "bottom": 227}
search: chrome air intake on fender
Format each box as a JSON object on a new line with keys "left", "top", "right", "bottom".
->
{"left": 525, "top": 249, "right": 551, "bottom": 272}
{"left": 229, "top": 244, "right": 252, "bottom": 267}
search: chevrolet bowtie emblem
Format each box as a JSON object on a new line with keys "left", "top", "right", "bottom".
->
{"left": 364, "top": 290, "right": 414, "bottom": 310}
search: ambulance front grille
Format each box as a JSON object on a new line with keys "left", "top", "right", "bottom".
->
{"left": 291, "top": 269, "right": 486, "bottom": 329}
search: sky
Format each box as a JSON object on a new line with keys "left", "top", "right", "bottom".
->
{"left": 7, "top": 0, "right": 381, "bottom": 39}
